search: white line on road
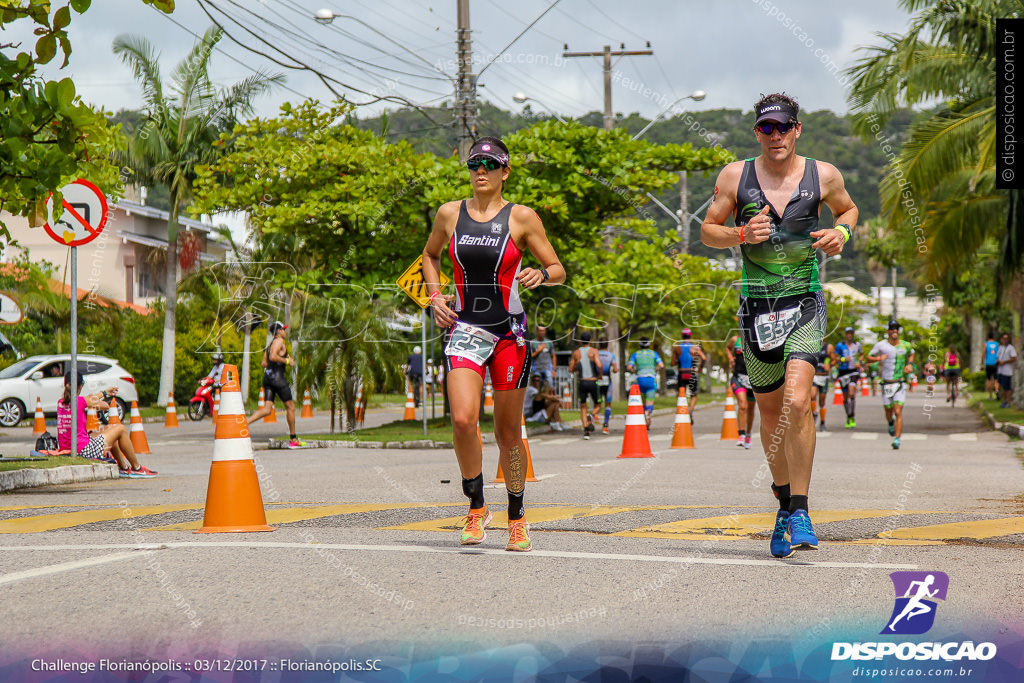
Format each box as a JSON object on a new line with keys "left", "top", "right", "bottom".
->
{"left": 0, "top": 551, "right": 142, "bottom": 587}
{"left": 851, "top": 433, "right": 879, "bottom": 440}
{"left": 949, "top": 433, "right": 978, "bottom": 441}
{"left": 0, "top": 542, "right": 917, "bottom": 570}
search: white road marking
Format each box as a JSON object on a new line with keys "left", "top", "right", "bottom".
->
{"left": 0, "top": 542, "right": 918, "bottom": 570}
{"left": 0, "top": 551, "right": 141, "bottom": 587}
{"left": 901, "top": 433, "right": 927, "bottom": 441}
{"left": 541, "top": 438, "right": 578, "bottom": 446}
{"left": 851, "top": 433, "right": 879, "bottom": 440}
{"left": 949, "top": 433, "right": 978, "bottom": 441}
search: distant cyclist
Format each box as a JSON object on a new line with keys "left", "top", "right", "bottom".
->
{"left": 867, "top": 320, "right": 915, "bottom": 450}
{"left": 627, "top": 337, "right": 664, "bottom": 427}
{"left": 832, "top": 326, "right": 863, "bottom": 428}
{"left": 596, "top": 339, "right": 618, "bottom": 434}
{"left": 944, "top": 345, "right": 961, "bottom": 405}
{"left": 671, "top": 328, "right": 706, "bottom": 420}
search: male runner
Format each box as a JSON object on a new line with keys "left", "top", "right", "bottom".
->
{"left": 866, "top": 320, "right": 915, "bottom": 450}
{"left": 627, "top": 338, "right": 664, "bottom": 427}
{"left": 832, "top": 326, "right": 863, "bottom": 428}
{"left": 596, "top": 340, "right": 618, "bottom": 434}
{"left": 702, "top": 92, "right": 858, "bottom": 557}
{"left": 568, "top": 331, "right": 603, "bottom": 439}
{"left": 248, "top": 321, "right": 303, "bottom": 449}
{"left": 727, "top": 334, "right": 756, "bottom": 448}
{"left": 810, "top": 341, "right": 833, "bottom": 432}
{"left": 985, "top": 331, "right": 999, "bottom": 400}
{"left": 672, "top": 328, "right": 706, "bottom": 420}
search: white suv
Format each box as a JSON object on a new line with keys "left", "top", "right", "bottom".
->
{"left": 0, "top": 355, "right": 139, "bottom": 427}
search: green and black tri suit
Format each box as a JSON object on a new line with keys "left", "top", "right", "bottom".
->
{"left": 735, "top": 157, "right": 828, "bottom": 393}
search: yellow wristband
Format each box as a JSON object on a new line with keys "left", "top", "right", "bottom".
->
{"left": 835, "top": 224, "right": 852, "bottom": 243}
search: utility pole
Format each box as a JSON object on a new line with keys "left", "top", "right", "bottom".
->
{"left": 562, "top": 44, "right": 652, "bottom": 399}
{"left": 679, "top": 170, "right": 689, "bottom": 254}
{"left": 455, "top": 0, "right": 477, "bottom": 161}
{"left": 562, "top": 44, "right": 653, "bottom": 130}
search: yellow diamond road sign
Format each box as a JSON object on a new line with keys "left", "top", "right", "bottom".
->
{"left": 397, "top": 255, "right": 450, "bottom": 308}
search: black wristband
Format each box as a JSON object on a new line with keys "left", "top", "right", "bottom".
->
{"left": 540, "top": 268, "right": 550, "bottom": 283}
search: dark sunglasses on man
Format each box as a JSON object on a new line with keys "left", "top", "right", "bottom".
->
{"left": 467, "top": 158, "right": 503, "bottom": 171}
{"left": 755, "top": 121, "right": 796, "bottom": 135}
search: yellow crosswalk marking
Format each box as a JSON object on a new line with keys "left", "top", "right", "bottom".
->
{"left": 881, "top": 517, "right": 1024, "bottom": 541}
{"left": 613, "top": 510, "right": 908, "bottom": 540}
{"left": 0, "top": 505, "right": 203, "bottom": 534}
{"left": 381, "top": 505, "right": 706, "bottom": 532}
{"left": 143, "top": 503, "right": 461, "bottom": 532}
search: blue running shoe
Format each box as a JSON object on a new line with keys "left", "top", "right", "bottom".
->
{"left": 887, "top": 422, "right": 896, "bottom": 437}
{"left": 891, "top": 437, "right": 901, "bottom": 450}
{"left": 770, "top": 510, "right": 793, "bottom": 558}
{"left": 787, "top": 509, "right": 818, "bottom": 550}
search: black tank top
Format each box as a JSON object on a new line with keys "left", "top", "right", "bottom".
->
{"left": 265, "top": 342, "right": 288, "bottom": 378}
{"left": 734, "top": 158, "right": 822, "bottom": 299}
{"left": 448, "top": 201, "right": 526, "bottom": 337}
{"left": 815, "top": 344, "right": 829, "bottom": 375}
{"left": 733, "top": 337, "right": 747, "bottom": 375}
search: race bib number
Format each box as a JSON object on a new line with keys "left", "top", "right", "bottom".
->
{"left": 445, "top": 323, "right": 499, "bottom": 366}
{"left": 754, "top": 305, "right": 800, "bottom": 351}
{"left": 882, "top": 382, "right": 903, "bottom": 399}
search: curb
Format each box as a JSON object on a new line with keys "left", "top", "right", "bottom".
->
{"left": 0, "top": 463, "right": 118, "bottom": 492}
{"left": 264, "top": 438, "right": 455, "bottom": 450}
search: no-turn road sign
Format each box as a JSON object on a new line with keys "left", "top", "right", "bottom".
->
{"left": 43, "top": 178, "right": 109, "bottom": 247}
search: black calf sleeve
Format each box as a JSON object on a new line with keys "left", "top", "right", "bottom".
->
{"left": 462, "top": 474, "right": 485, "bottom": 509}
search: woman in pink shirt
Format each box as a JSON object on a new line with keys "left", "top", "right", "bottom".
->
{"left": 57, "top": 371, "right": 156, "bottom": 478}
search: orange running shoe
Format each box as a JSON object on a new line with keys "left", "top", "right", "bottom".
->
{"left": 460, "top": 506, "right": 491, "bottom": 545}
{"left": 505, "top": 518, "right": 532, "bottom": 552}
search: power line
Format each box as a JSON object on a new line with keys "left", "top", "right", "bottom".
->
{"left": 477, "top": 0, "right": 564, "bottom": 78}
{"left": 584, "top": 1, "right": 647, "bottom": 43}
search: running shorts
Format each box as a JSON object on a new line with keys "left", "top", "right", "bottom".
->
{"left": 838, "top": 369, "right": 860, "bottom": 390}
{"left": 263, "top": 370, "right": 293, "bottom": 403}
{"left": 444, "top": 333, "right": 530, "bottom": 391}
{"left": 635, "top": 376, "right": 657, "bottom": 398}
{"left": 579, "top": 379, "right": 601, "bottom": 406}
{"left": 731, "top": 373, "right": 754, "bottom": 397}
{"left": 678, "top": 370, "right": 699, "bottom": 396}
{"left": 738, "top": 291, "right": 827, "bottom": 393}
{"left": 881, "top": 381, "right": 907, "bottom": 406}
{"left": 812, "top": 375, "right": 829, "bottom": 390}
{"left": 985, "top": 364, "right": 998, "bottom": 380}
{"left": 943, "top": 367, "right": 961, "bottom": 379}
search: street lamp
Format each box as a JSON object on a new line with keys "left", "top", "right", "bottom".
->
{"left": 820, "top": 254, "right": 841, "bottom": 283}
{"left": 314, "top": 9, "right": 449, "bottom": 79}
{"left": 632, "top": 90, "right": 706, "bottom": 141}
{"left": 512, "top": 92, "right": 568, "bottom": 124}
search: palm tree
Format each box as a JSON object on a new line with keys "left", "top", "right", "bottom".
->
{"left": 113, "top": 27, "right": 282, "bottom": 405}
{"left": 845, "top": 0, "right": 1020, "bottom": 284}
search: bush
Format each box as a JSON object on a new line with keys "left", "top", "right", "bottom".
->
{"left": 964, "top": 369, "right": 986, "bottom": 393}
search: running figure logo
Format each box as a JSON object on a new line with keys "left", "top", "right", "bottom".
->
{"left": 881, "top": 571, "right": 949, "bottom": 635}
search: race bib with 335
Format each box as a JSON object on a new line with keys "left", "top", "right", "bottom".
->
{"left": 445, "top": 322, "right": 500, "bottom": 366}
{"left": 754, "top": 305, "right": 801, "bottom": 351}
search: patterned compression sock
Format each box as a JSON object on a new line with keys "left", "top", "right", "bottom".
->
{"left": 604, "top": 406, "right": 611, "bottom": 427}
{"left": 507, "top": 489, "right": 525, "bottom": 521}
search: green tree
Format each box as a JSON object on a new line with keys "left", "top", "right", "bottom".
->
{"left": 113, "top": 26, "right": 282, "bottom": 406}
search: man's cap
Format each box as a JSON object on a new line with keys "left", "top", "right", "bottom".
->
{"left": 63, "top": 370, "right": 84, "bottom": 387}
{"left": 270, "top": 320, "right": 289, "bottom": 333}
{"left": 887, "top": 320, "right": 901, "bottom": 331}
{"left": 639, "top": 337, "right": 650, "bottom": 348}
{"left": 468, "top": 140, "right": 509, "bottom": 167}
{"left": 755, "top": 101, "right": 798, "bottom": 125}
{"left": 681, "top": 328, "right": 692, "bottom": 338}
{"left": 844, "top": 326, "right": 854, "bottom": 333}
{"left": 413, "top": 346, "right": 422, "bottom": 354}
{"left": 580, "top": 331, "right": 592, "bottom": 343}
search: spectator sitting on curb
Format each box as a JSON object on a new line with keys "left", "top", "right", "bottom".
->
{"left": 524, "top": 375, "right": 565, "bottom": 431}
{"left": 56, "top": 372, "right": 157, "bottom": 478}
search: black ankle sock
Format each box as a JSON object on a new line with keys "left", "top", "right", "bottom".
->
{"left": 738, "top": 429, "right": 746, "bottom": 437}
{"left": 462, "top": 474, "right": 485, "bottom": 509}
{"left": 789, "top": 495, "right": 808, "bottom": 514}
{"left": 290, "top": 434, "right": 297, "bottom": 440}
{"left": 771, "top": 483, "right": 791, "bottom": 512}
{"left": 507, "top": 489, "right": 525, "bottom": 520}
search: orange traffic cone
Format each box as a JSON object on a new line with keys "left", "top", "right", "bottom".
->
{"left": 484, "top": 383, "right": 494, "bottom": 410}
{"left": 196, "top": 364, "right": 274, "bottom": 534}
{"left": 911, "top": 375, "right": 918, "bottom": 391}
{"left": 670, "top": 388, "right": 695, "bottom": 449}
{"left": 561, "top": 383, "right": 572, "bottom": 410}
{"left": 354, "top": 384, "right": 365, "bottom": 425}
{"left": 861, "top": 376, "right": 870, "bottom": 397}
{"left": 493, "top": 413, "right": 540, "bottom": 483}
{"left": 832, "top": 380, "right": 843, "bottom": 406}
{"left": 32, "top": 397, "right": 46, "bottom": 435}
{"left": 106, "top": 400, "right": 122, "bottom": 426}
{"left": 618, "top": 384, "right": 654, "bottom": 458}
{"left": 128, "top": 400, "right": 152, "bottom": 454}
{"left": 165, "top": 392, "right": 179, "bottom": 427}
{"left": 403, "top": 386, "right": 416, "bottom": 420}
{"left": 720, "top": 394, "right": 739, "bottom": 441}
{"left": 211, "top": 389, "right": 220, "bottom": 423}
{"left": 86, "top": 406, "right": 99, "bottom": 431}
{"left": 301, "top": 389, "right": 314, "bottom": 418}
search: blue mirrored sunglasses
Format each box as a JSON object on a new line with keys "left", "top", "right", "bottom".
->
{"left": 755, "top": 121, "right": 796, "bottom": 135}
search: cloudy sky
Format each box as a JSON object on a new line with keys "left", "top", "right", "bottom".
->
{"left": 14, "top": 0, "right": 911, "bottom": 124}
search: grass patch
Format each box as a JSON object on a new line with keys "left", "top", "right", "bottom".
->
{"left": 0, "top": 456, "right": 98, "bottom": 472}
{"left": 302, "top": 414, "right": 486, "bottom": 442}
{"left": 970, "top": 396, "right": 1024, "bottom": 426}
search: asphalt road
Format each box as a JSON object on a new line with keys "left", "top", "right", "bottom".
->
{"left": 1, "top": 389, "right": 1021, "bottom": 681}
